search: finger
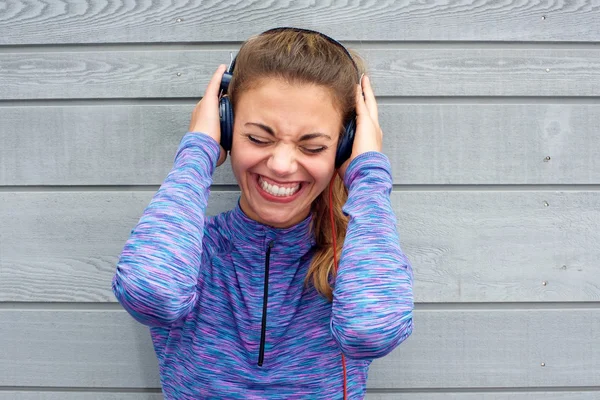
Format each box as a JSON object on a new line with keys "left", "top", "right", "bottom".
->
{"left": 361, "top": 75, "right": 379, "bottom": 123}
{"left": 204, "top": 64, "right": 228, "bottom": 99}
{"left": 355, "top": 83, "right": 368, "bottom": 117}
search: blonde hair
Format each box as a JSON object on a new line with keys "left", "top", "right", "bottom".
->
{"left": 228, "top": 28, "right": 366, "bottom": 301}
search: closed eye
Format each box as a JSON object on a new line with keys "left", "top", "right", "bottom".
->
{"left": 302, "top": 146, "right": 327, "bottom": 154}
{"left": 247, "top": 135, "right": 271, "bottom": 145}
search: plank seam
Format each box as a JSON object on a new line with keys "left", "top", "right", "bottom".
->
{"left": 1, "top": 386, "right": 599, "bottom": 393}
{"left": 367, "top": 386, "right": 600, "bottom": 393}
{"left": 2, "top": 185, "right": 600, "bottom": 192}
{"left": 1, "top": 97, "right": 600, "bottom": 107}
{"left": 0, "top": 387, "right": 161, "bottom": 393}
{"left": 1, "top": 302, "right": 600, "bottom": 311}
{"left": 1, "top": 41, "right": 600, "bottom": 52}
{"left": 415, "top": 302, "right": 600, "bottom": 310}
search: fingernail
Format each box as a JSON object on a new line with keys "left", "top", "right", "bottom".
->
{"left": 360, "top": 73, "right": 365, "bottom": 83}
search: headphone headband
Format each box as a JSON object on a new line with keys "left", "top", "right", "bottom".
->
{"left": 259, "top": 27, "right": 360, "bottom": 77}
{"left": 218, "top": 27, "right": 358, "bottom": 168}
{"left": 220, "top": 27, "right": 360, "bottom": 92}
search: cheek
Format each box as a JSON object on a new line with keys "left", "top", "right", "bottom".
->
{"left": 306, "top": 159, "right": 335, "bottom": 188}
{"left": 230, "top": 151, "right": 255, "bottom": 183}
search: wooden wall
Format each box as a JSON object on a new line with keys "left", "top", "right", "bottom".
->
{"left": 1, "top": 0, "right": 599, "bottom": 398}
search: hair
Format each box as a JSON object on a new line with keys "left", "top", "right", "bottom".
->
{"left": 227, "top": 28, "right": 367, "bottom": 301}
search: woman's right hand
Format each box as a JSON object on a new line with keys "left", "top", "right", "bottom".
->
{"left": 188, "top": 64, "right": 228, "bottom": 166}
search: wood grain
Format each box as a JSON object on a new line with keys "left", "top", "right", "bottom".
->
{"left": 2, "top": 0, "right": 598, "bottom": 44}
{"left": 2, "top": 104, "right": 599, "bottom": 186}
{"left": 1, "top": 190, "right": 598, "bottom": 303}
{"left": 1, "top": 309, "right": 598, "bottom": 388}
{"left": 2, "top": 49, "right": 599, "bottom": 99}
{"left": 3, "top": 0, "right": 598, "bottom": 396}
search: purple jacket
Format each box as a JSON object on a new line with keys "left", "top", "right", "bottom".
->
{"left": 113, "top": 132, "right": 413, "bottom": 399}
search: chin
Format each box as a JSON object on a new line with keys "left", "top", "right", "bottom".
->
{"left": 255, "top": 207, "right": 310, "bottom": 228}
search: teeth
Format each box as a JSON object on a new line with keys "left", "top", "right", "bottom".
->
{"left": 259, "top": 177, "right": 300, "bottom": 197}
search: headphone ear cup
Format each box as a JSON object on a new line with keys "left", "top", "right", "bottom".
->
{"left": 219, "top": 96, "right": 234, "bottom": 151}
{"left": 335, "top": 117, "right": 356, "bottom": 169}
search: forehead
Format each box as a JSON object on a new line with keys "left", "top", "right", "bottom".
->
{"left": 234, "top": 78, "right": 343, "bottom": 136}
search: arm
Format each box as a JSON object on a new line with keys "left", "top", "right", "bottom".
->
{"left": 112, "top": 132, "right": 220, "bottom": 327}
{"left": 330, "top": 151, "right": 414, "bottom": 359}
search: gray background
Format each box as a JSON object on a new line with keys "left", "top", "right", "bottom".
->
{"left": 1, "top": 0, "right": 599, "bottom": 398}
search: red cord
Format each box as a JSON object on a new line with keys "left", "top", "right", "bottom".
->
{"left": 329, "top": 174, "right": 348, "bottom": 400}
{"left": 341, "top": 353, "right": 348, "bottom": 400}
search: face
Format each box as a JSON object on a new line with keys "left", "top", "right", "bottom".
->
{"left": 230, "top": 78, "right": 343, "bottom": 228}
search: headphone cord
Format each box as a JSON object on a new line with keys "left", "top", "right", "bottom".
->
{"left": 329, "top": 174, "right": 348, "bottom": 400}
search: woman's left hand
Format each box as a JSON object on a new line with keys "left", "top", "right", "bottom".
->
{"left": 338, "top": 74, "right": 383, "bottom": 180}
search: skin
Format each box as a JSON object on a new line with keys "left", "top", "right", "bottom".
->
{"left": 230, "top": 78, "right": 340, "bottom": 228}
{"left": 189, "top": 64, "right": 383, "bottom": 228}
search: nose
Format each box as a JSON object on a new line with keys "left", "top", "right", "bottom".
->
{"left": 266, "top": 144, "right": 298, "bottom": 177}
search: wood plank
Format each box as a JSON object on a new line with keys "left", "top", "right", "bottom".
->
{"left": 370, "top": 308, "right": 600, "bottom": 388}
{"left": 1, "top": 391, "right": 598, "bottom": 400}
{"left": 2, "top": 103, "right": 599, "bottom": 186}
{"left": 366, "top": 393, "right": 600, "bottom": 400}
{"left": 2, "top": 0, "right": 598, "bottom": 44}
{"left": 0, "top": 394, "right": 163, "bottom": 400}
{"left": 1, "top": 309, "right": 598, "bottom": 388}
{"left": 1, "top": 191, "right": 598, "bottom": 303}
{"left": 2, "top": 49, "right": 600, "bottom": 100}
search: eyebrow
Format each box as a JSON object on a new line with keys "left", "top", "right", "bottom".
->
{"left": 245, "top": 122, "right": 332, "bottom": 141}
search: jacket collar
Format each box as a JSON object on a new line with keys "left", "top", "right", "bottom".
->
{"left": 229, "top": 200, "right": 317, "bottom": 253}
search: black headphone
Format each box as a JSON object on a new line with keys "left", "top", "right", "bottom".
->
{"left": 218, "top": 27, "right": 359, "bottom": 169}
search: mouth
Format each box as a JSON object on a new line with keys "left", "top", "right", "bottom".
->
{"left": 255, "top": 174, "right": 306, "bottom": 202}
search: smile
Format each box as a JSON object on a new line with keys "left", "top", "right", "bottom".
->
{"left": 258, "top": 176, "right": 301, "bottom": 197}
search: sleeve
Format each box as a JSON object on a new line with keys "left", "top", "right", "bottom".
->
{"left": 112, "top": 131, "right": 221, "bottom": 327}
{"left": 330, "top": 151, "right": 414, "bottom": 359}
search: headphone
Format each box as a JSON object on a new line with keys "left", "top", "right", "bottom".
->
{"left": 218, "top": 27, "right": 359, "bottom": 169}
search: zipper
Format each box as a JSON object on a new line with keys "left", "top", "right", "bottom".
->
{"left": 258, "top": 240, "right": 274, "bottom": 367}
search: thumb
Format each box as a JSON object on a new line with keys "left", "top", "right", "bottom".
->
{"left": 216, "top": 145, "right": 228, "bottom": 167}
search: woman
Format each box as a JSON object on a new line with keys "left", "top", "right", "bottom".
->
{"left": 113, "top": 27, "right": 413, "bottom": 399}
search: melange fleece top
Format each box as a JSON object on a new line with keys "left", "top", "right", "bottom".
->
{"left": 112, "top": 132, "right": 414, "bottom": 399}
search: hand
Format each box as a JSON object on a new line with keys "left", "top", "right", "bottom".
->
{"left": 338, "top": 75, "right": 383, "bottom": 180}
{"left": 188, "top": 64, "right": 228, "bottom": 166}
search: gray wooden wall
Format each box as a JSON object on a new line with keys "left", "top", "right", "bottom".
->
{"left": 1, "top": 0, "right": 599, "bottom": 398}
